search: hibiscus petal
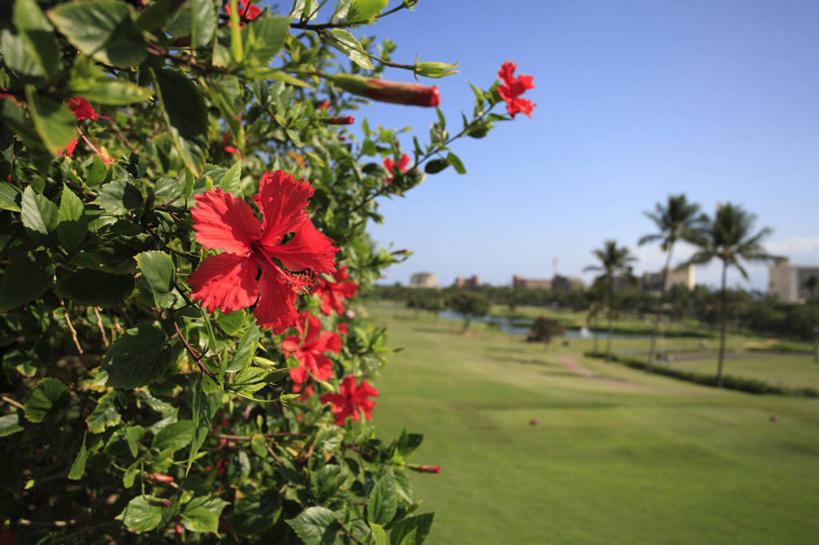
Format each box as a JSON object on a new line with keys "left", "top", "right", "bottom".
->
{"left": 253, "top": 261, "right": 299, "bottom": 333}
{"left": 266, "top": 220, "right": 338, "bottom": 274}
{"left": 311, "top": 354, "right": 334, "bottom": 381}
{"left": 290, "top": 365, "right": 309, "bottom": 385}
{"left": 189, "top": 253, "right": 259, "bottom": 313}
{"left": 255, "top": 171, "right": 315, "bottom": 245}
{"left": 313, "top": 331, "right": 342, "bottom": 354}
{"left": 281, "top": 337, "right": 301, "bottom": 353}
{"left": 192, "top": 188, "right": 260, "bottom": 254}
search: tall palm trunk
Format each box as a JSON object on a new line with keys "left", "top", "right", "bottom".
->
{"left": 606, "top": 275, "right": 614, "bottom": 362}
{"left": 717, "top": 261, "right": 728, "bottom": 387}
{"left": 647, "top": 246, "right": 675, "bottom": 371}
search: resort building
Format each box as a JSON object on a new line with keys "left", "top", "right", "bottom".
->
{"left": 454, "top": 275, "right": 480, "bottom": 288}
{"left": 552, "top": 274, "right": 585, "bottom": 292}
{"left": 641, "top": 264, "right": 696, "bottom": 293}
{"left": 409, "top": 272, "right": 439, "bottom": 288}
{"left": 769, "top": 259, "right": 819, "bottom": 303}
{"left": 512, "top": 274, "right": 552, "bottom": 290}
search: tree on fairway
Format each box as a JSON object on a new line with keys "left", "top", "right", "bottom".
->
{"left": 526, "top": 316, "right": 566, "bottom": 349}
{"left": 638, "top": 194, "right": 708, "bottom": 371}
{"left": 448, "top": 291, "right": 490, "bottom": 331}
{"left": 688, "top": 203, "right": 775, "bottom": 386}
{"left": 583, "top": 240, "right": 638, "bottom": 361}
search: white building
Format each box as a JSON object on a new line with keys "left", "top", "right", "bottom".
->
{"left": 641, "top": 264, "right": 696, "bottom": 293}
{"left": 769, "top": 259, "right": 819, "bottom": 303}
{"left": 409, "top": 272, "right": 438, "bottom": 288}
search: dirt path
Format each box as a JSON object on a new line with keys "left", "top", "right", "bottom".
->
{"left": 557, "top": 353, "right": 658, "bottom": 391}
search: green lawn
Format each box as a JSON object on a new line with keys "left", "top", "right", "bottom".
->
{"left": 667, "top": 355, "right": 819, "bottom": 390}
{"left": 366, "top": 302, "right": 819, "bottom": 545}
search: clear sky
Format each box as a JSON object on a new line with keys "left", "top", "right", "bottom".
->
{"left": 346, "top": 0, "right": 819, "bottom": 290}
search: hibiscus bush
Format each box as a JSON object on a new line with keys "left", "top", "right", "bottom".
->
{"left": 0, "top": 0, "right": 534, "bottom": 542}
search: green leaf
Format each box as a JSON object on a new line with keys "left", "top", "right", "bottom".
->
{"left": 424, "top": 158, "right": 449, "bottom": 175}
{"left": 326, "top": 29, "right": 373, "bottom": 70}
{"left": 68, "top": 433, "right": 89, "bottom": 480}
{"left": 216, "top": 310, "right": 246, "bottom": 336}
{"left": 26, "top": 87, "right": 76, "bottom": 156}
{"left": 96, "top": 180, "right": 143, "bottom": 215}
{"left": 0, "top": 413, "right": 24, "bottom": 438}
{"left": 286, "top": 506, "right": 338, "bottom": 545}
{"left": 242, "top": 15, "right": 290, "bottom": 67}
{"left": 389, "top": 514, "right": 433, "bottom": 545}
{"left": 136, "top": 251, "right": 175, "bottom": 307}
{"left": 67, "top": 56, "right": 153, "bottom": 105}
{"left": 86, "top": 156, "right": 109, "bottom": 186}
{"left": 333, "top": 0, "right": 353, "bottom": 19}
{"left": 398, "top": 528, "right": 417, "bottom": 545}
{"left": 0, "top": 251, "right": 52, "bottom": 312}
{"left": 347, "top": 0, "right": 387, "bottom": 24}
{"left": 57, "top": 185, "right": 87, "bottom": 250}
{"left": 445, "top": 152, "right": 466, "bottom": 175}
{"left": 190, "top": 0, "right": 217, "bottom": 48}
{"left": 47, "top": 0, "right": 147, "bottom": 67}
{"left": 125, "top": 425, "right": 145, "bottom": 458}
{"left": 57, "top": 269, "right": 134, "bottom": 307}
{"left": 122, "top": 460, "right": 139, "bottom": 487}
{"left": 151, "top": 68, "right": 208, "bottom": 176}
{"left": 186, "top": 377, "right": 217, "bottom": 474}
{"left": 370, "top": 523, "right": 388, "bottom": 545}
{"left": 1, "top": 30, "right": 45, "bottom": 78}
{"left": 102, "top": 323, "right": 178, "bottom": 388}
{"left": 12, "top": 0, "right": 62, "bottom": 79}
{"left": 0, "top": 182, "right": 21, "bottom": 212}
{"left": 24, "top": 378, "right": 69, "bottom": 423}
{"left": 21, "top": 186, "right": 58, "bottom": 235}
{"left": 181, "top": 496, "right": 229, "bottom": 534}
{"left": 228, "top": 0, "right": 243, "bottom": 63}
{"left": 367, "top": 472, "right": 398, "bottom": 525}
{"left": 239, "top": 66, "right": 315, "bottom": 88}
{"left": 219, "top": 160, "right": 242, "bottom": 194}
{"left": 86, "top": 390, "right": 121, "bottom": 433}
{"left": 152, "top": 419, "right": 194, "bottom": 452}
{"left": 118, "top": 495, "right": 164, "bottom": 532}
{"left": 226, "top": 325, "right": 260, "bottom": 372}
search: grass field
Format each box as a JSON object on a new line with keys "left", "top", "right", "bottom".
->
{"left": 668, "top": 355, "right": 819, "bottom": 390}
{"left": 366, "top": 302, "right": 819, "bottom": 545}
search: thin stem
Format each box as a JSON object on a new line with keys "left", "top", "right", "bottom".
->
{"left": 62, "top": 302, "right": 84, "bottom": 355}
{"left": 93, "top": 306, "right": 109, "bottom": 348}
{"left": 1, "top": 394, "right": 25, "bottom": 410}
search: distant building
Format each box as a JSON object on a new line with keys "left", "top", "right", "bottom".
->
{"left": 769, "top": 259, "right": 819, "bottom": 303}
{"left": 454, "top": 275, "right": 480, "bottom": 288}
{"left": 552, "top": 274, "right": 585, "bottom": 292}
{"left": 409, "top": 272, "right": 439, "bottom": 288}
{"left": 641, "top": 264, "right": 696, "bottom": 293}
{"left": 512, "top": 274, "right": 552, "bottom": 290}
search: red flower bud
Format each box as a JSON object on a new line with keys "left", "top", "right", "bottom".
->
{"left": 330, "top": 74, "right": 440, "bottom": 107}
{"left": 148, "top": 473, "right": 175, "bottom": 483}
{"left": 410, "top": 465, "right": 441, "bottom": 473}
{"left": 323, "top": 116, "right": 355, "bottom": 125}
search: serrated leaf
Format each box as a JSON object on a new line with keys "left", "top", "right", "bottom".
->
{"left": 347, "top": 0, "right": 387, "bottom": 24}
{"left": 370, "top": 523, "right": 388, "bottom": 545}
{"left": 26, "top": 88, "right": 76, "bottom": 156}
{"left": 118, "top": 495, "right": 164, "bottom": 532}
{"left": 24, "top": 378, "right": 69, "bottom": 423}
{"left": 219, "top": 160, "right": 242, "bottom": 194}
{"left": 216, "top": 310, "right": 246, "bottom": 336}
{"left": 125, "top": 425, "right": 145, "bottom": 458}
{"left": 445, "top": 152, "right": 466, "bottom": 175}
{"left": 12, "top": 0, "right": 62, "bottom": 79}
{"left": 102, "top": 323, "right": 178, "bottom": 388}
{"left": 96, "top": 180, "right": 143, "bottom": 215}
{"left": 186, "top": 378, "right": 217, "bottom": 473}
{"left": 367, "top": 472, "right": 397, "bottom": 525}
{"left": 152, "top": 419, "right": 194, "bottom": 452}
{"left": 57, "top": 185, "right": 87, "bottom": 250}
{"left": 0, "top": 251, "right": 52, "bottom": 312}
{"left": 286, "top": 506, "right": 337, "bottom": 545}
{"left": 226, "top": 325, "right": 260, "bottom": 372}
{"left": 333, "top": 0, "right": 353, "bottom": 19}
{"left": 57, "top": 269, "right": 134, "bottom": 307}
{"left": 21, "top": 186, "right": 58, "bottom": 235}
{"left": 240, "top": 66, "right": 315, "bottom": 88}
{"left": 68, "top": 433, "right": 89, "bottom": 480}
{"left": 136, "top": 251, "right": 175, "bottom": 307}
{"left": 190, "top": 0, "right": 217, "bottom": 49}
{"left": 326, "top": 29, "right": 373, "bottom": 70}
{"left": 181, "top": 496, "right": 229, "bottom": 534}
{"left": 151, "top": 68, "right": 208, "bottom": 176}
{"left": 47, "top": 0, "right": 146, "bottom": 67}
{"left": 0, "top": 182, "right": 21, "bottom": 212}
{"left": 86, "top": 390, "right": 121, "bottom": 433}
{"left": 0, "top": 413, "right": 24, "bottom": 438}
{"left": 242, "top": 15, "right": 290, "bottom": 67}
{"left": 389, "top": 513, "right": 433, "bottom": 545}
{"left": 67, "top": 56, "right": 153, "bottom": 105}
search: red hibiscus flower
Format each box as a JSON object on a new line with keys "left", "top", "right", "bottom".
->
{"left": 188, "top": 171, "right": 338, "bottom": 333}
{"left": 59, "top": 137, "right": 78, "bottom": 158}
{"left": 320, "top": 375, "right": 379, "bottom": 426}
{"left": 68, "top": 96, "right": 108, "bottom": 121}
{"left": 225, "top": 0, "right": 261, "bottom": 28}
{"left": 313, "top": 266, "right": 358, "bottom": 315}
{"left": 221, "top": 133, "right": 240, "bottom": 155}
{"left": 281, "top": 312, "right": 341, "bottom": 385}
{"left": 337, "top": 322, "right": 348, "bottom": 335}
{"left": 318, "top": 99, "right": 331, "bottom": 111}
{"left": 497, "top": 61, "right": 535, "bottom": 119}
{"left": 382, "top": 154, "right": 410, "bottom": 185}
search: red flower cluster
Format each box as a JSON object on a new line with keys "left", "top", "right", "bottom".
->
{"left": 313, "top": 266, "right": 358, "bottom": 315}
{"left": 497, "top": 61, "right": 535, "bottom": 119}
{"left": 68, "top": 96, "right": 107, "bottom": 121}
{"left": 189, "top": 171, "right": 337, "bottom": 333}
{"left": 321, "top": 375, "right": 378, "bottom": 426}
{"left": 281, "top": 312, "right": 341, "bottom": 385}
{"left": 382, "top": 154, "right": 410, "bottom": 185}
{"left": 225, "top": 0, "right": 261, "bottom": 27}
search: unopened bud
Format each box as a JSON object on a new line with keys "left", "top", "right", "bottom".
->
{"left": 322, "top": 116, "right": 355, "bottom": 125}
{"left": 329, "top": 74, "right": 440, "bottom": 107}
{"left": 414, "top": 61, "right": 459, "bottom": 79}
{"left": 148, "top": 473, "right": 175, "bottom": 483}
{"left": 410, "top": 464, "right": 441, "bottom": 473}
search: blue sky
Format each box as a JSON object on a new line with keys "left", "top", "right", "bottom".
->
{"left": 344, "top": 0, "right": 819, "bottom": 290}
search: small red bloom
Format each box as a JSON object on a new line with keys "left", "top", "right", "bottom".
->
{"left": 225, "top": 0, "right": 261, "bottom": 27}
{"left": 293, "top": 380, "right": 315, "bottom": 400}
{"left": 189, "top": 171, "right": 338, "bottom": 333}
{"left": 410, "top": 465, "right": 441, "bottom": 474}
{"left": 320, "top": 375, "right": 378, "bottom": 426}
{"left": 281, "top": 312, "right": 341, "bottom": 385}
{"left": 497, "top": 61, "right": 535, "bottom": 119}
{"left": 318, "top": 99, "right": 331, "bottom": 111}
{"left": 337, "top": 322, "right": 348, "bottom": 335}
{"left": 221, "top": 133, "right": 240, "bottom": 155}
{"left": 382, "top": 154, "right": 411, "bottom": 185}
{"left": 68, "top": 96, "right": 107, "bottom": 121}
{"left": 59, "top": 137, "right": 78, "bottom": 158}
{"left": 313, "top": 266, "right": 358, "bottom": 315}
{"left": 322, "top": 116, "right": 355, "bottom": 125}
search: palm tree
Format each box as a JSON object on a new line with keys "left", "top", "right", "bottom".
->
{"left": 638, "top": 194, "right": 708, "bottom": 371}
{"left": 584, "top": 240, "right": 638, "bottom": 361}
{"left": 688, "top": 203, "right": 774, "bottom": 386}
